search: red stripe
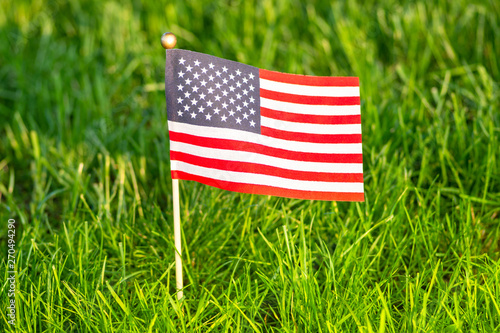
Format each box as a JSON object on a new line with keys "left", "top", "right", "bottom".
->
{"left": 169, "top": 131, "right": 362, "bottom": 163}
{"left": 259, "top": 68, "right": 359, "bottom": 87}
{"left": 261, "top": 107, "right": 361, "bottom": 124}
{"left": 261, "top": 127, "right": 362, "bottom": 144}
{"left": 170, "top": 151, "right": 363, "bottom": 183}
{"left": 260, "top": 89, "right": 360, "bottom": 105}
{"left": 171, "top": 171, "right": 365, "bottom": 201}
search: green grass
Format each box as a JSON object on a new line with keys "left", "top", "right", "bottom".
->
{"left": 1, "top": 0, "right": 500, "bottom": 331}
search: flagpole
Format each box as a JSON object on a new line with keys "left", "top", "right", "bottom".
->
{"left": 172, "top": 178, "right": 183, "bottom": 300}
{"left": 162, "top": 32, "right": 183, "bottom": 300}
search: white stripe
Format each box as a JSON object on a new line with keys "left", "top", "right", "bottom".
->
{"left": 260, "top": 98, "right": 361, "bottom": 115}
{"left": 172, "top": 161, "right": 364, "bottom": 193}
{"left": 168, "top": 121, "right": 362, "bottom": 154}
{"left": 170, "top": 141, "right": 364, "bottom": 173}
{"left": 260, "top": 78, "right": 359, "bottom": 97}
{"left": 261, "top": 117, "right": 362, "bottom": 135}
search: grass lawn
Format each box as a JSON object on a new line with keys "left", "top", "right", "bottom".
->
{"left": 1, "top": 0, "right": 500, "bottom": 331}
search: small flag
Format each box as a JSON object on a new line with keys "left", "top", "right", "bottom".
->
{"left": 165, "top": 50, "right": 364, "bottom": 201}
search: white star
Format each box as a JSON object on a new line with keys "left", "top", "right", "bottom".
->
{"left": 206, "top": 100, "right": 213, "bottom": 107}
{"left": 194, "top": 60, "right": 200, "bottom": 66}
{"left": 199, "top": 92, "right": 206, "bottom": 100}
{"left": 177, "top": 97, "right": 183, "bottom": 104}
{"left": 215, "top": 83, "right": 222, "bottom": 89}
{"left": 200, "top": 79, "right": 207, "bottom": 86}
{"left": 248, "top": 73, "right": 255, "bottom": 80}
{"left": 179, "top": 58, "right": 186, "bottom": 65}
{"left": 222, "top": 102, "right": 228, "bottom": 109}
{"left": 177, "top": 110, "right": 183, "bottom": 116}
{"left": 208, "top": 75, "right": 214, "bottom": 81}
{"left": 229, "top": 74, "right": 235, "bottom": 80}
{"left": 186, "top": 65, "right": 193, "bottom": 72}
{"left": 178, "top": 71, "right": 185, "bottom": 78}
{"left": 193, "top": 72, "right": 200, "bottom": 80}
{"left": 208, "top": 88, "right": 214, "bottom": 94}
{"left": 205, "top": 113, "right": 212, "bottom": 120}
{"left": 222, "top": 66, "right": 228, "bottom": 72}
{"left": 235, "top": 69, "right": 241, "bottom": 76}
{"left": 209, "top": 63, "right": 215, "bottom": 69}
{"left": 222, "top": 90, "right": 228, "bottom": 97}
{"left": 229, "top": 110, "right": 235, "bottom": 116}
{"left": 177, "top": 84, "right": 184, "bottom": 91}
{"left": 184, "top": 91, "right": 191, "bottom": 98}
{"left": 236, "top": 105, "right": 242, "bottom": 112}
{"left": 229, "top": 98, "right": 235, "bottom": 104}
{"left": 250, "top": 120, "right": 255, "bottom": 127}
{"left": 236, "top": 93, "right": 241, "bottom": 99}
{"left": 215, "top": 70, "right": 221, "bottom": 77}
{"left": 213, "top": 107, "right": 220, "bottom": 114}
{"left": 243, "top": 101, "right": 249, "bottom": 107}
{"left": 243, "top": 112, "right": 249, "bottom": 119}
{"left": 190, "top": 112, "right": 196, "bottom": 118}
{"left": 236, "top": 81, "right": 241, "bottom": 88}
{"left": 214, "top": 95, "right": 221, "bottom": 101}
{"left": 249, "top": 96, "right": 255, "bottom": 103}
{"left": 243, "top": 77, "right": 248, "bottom": 84}
{"left": 192, "top": 86, "right": 199, "bottom": 93}
{"left": 242, "top": 89, "right": 248, "bottom": 95}
{"left": 221, "top": 115, "right": 227, "bottom": 122}
{"left": 191, "top": 99, "right": 198, "bottom": 105}
{"left": 249, "top": 84, "right": 255, "bottom": 91}
{"left": 222, "top": 78, "right": 228, "bottom": 85}
{"left": 229, "top": 86, "right": 235, "bottom": 92}
{"left": 185, "top": 78, "right": 192, "bottom": 85}
{"left": 249, "top": 108, "right": 255, "bottom": 115}
{"left": 183, "top": 105, "right": 190, "bottom": 111}
{"left": 198, "top": 106, "right": 205, "bottom": 113}
{"left": 236, "top": 117, "right": 242, "bottom": 124}
{"left": 201, "top": 67, "right": 208, "bottom": 74}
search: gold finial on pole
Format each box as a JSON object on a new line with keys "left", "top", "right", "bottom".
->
{"left": 161, "top": 32, "right": 177, "bottom": 49}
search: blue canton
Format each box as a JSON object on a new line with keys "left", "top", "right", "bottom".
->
{"left": 166, "top": 50, "right": 261, "bottom": 134}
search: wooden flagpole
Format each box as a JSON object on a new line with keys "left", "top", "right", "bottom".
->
{"left": 162, "top": 32, "right": 183, "bottom": 300}
{"left": 172, "top": 178, "right": 183, "bottom": 300}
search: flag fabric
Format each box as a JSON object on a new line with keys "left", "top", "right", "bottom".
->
{"left": 165, "top": 49, "right": 364, "bottom": 201}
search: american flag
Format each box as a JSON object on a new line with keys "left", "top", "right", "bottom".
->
{"left": 165, "top": 49, "right": 364, "bottom": 201}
